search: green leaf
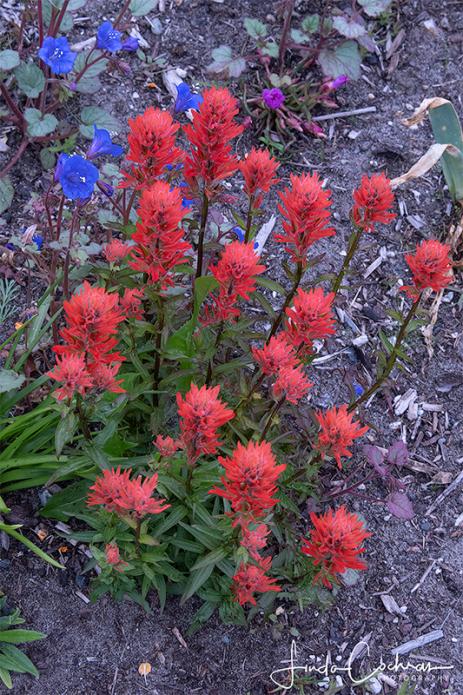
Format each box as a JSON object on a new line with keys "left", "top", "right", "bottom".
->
{"left": 332, "top": 15, "right": 366, "bottom": 39}
{"left": 358, "top": 0, "right": 393, "bottom": 17}
{"left": 318, "top": 40, "right": 361, "bottom": 80}
{"left": 0, "top": 667, "right": 12, "bottom": 689}
{"left": 0, "top": 50, "right": 20, "bottom": 71}
{"left": 0, "top": 630, "right": 45, "bottom": 644}
{"left": 207, "top": 45, "right": 247, "bottom": 79}
{"left": 0, "top": 644, "right": 40, "bottom": 677}
{"left": 0, "top": 370, "right": 25, "bottom": 394}
{"left": 302, "top": 14, "right": 320, "bottom": 33}
{"left": 190, "top": 547, "right": 227, "bottom": 571}
{"left": 180, "top": 564, "right": 215, "bottom": 604}
{"left": 14, "top": 63, "right": 45, "bottom": 98}
{"left": 428, "top": 101, "right": 463, "bottom": 202}
{"left": 243, "top": 17, "right": 268, "bottom": 39}
{"left": 0, "top": 524, "right": 64, "bottom": 569}
{"left": 49, "top": 0, "right": 86, "bottom": 8}
{"left": 73, "top": 51, "right": 108, "bottom": 94}
{"left": 0, "top": 178, "right": 14, "bottom": 215}
{"left": 42, "top": 0, "right": 74, "bottom": 30}
{"left": 40, "top": 147, "right": 56, "bottom": 170}
{"left": 55, "top": 412, "right": 78, "bottom": 457}
{"left": 79, "top": 106, "right": 122, "bottom": 139}
{"left": 261, "top": 41, "right": 279, "bottom": 58}
{"left": 129, "top": 0, "right": 157, "bottom": 16}
{"left": 291, "top": 29, "right": 310, "bottom": 44}
{"left": 24, "top": 109, "right": 58, "bottom": 138}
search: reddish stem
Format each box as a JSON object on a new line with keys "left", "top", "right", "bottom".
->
{"left": 0, "top": 138, "right": 29, "bottom": 179}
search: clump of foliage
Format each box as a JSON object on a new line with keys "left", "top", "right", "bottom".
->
{"left": 0, "top": 84, "right": 455, "bottom": 630}
{"left": 0, "top": 595, "right": 46, "bottom": 690}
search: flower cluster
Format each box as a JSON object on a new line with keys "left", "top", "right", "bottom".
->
{"left": 276, "top": 173, "right": 335, "bottom": 266}
{"left": 239, "top": 148, "right": 279, "bottom": 210}
{"left": 285, "top": 287, "right": 336, "bottom": 357}
{"left": 183, "top": 87, "right": 243, "bottom": 198}
{"left": 352, "top": 173, "right": 396, "bottom": 232}
{"left": 129, "top": 181, "right": 191, "bottom": 287}
{"left": 314, "top": 405, "right": 369, "bottom": 469}
{"left": 48, "top": 282, "right": 126, "bottom": 401}
{"left": 88, "top": 467, "right": 170, "bottom": 518}
{"left": 210, "top": 440, "right": 285, "bottom": 605}
{"left": 403, "top": 239, "right": 453, "bottom": 298}
{"left": 301, "top": 507, "right": 371, "bottom": 588}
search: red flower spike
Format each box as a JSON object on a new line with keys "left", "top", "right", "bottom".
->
{"left": 352, "top": 173, "right": 395, "bottom": 232}
{"left": 232, "top": 557, "right": 281, "bottom": 606}
{"left": 252, "top": 334, "right": 298, "bottom": 377}
{"left": 183, "top": 87, "right": 243, "bottom": 197}
{"left": 285, "top": 287, "right": 336, "bottom": 356}
{"left": 210, "top": 241, "right": 266, "bottom": 300}
{"left": 176, "top": 384, "right": 234, "bottom": 465}
{"left": 120, "top": 288, "right": 144, "bottom": 320}
{"left": 126, "top": 107, "right": 183, "bottom": 174}
{"left": 104, "top": 238, "right": 131, "bottom": 264}
{"left": 272, "top": 365, "right": 313, "bottom": 405}
{"left": 129, "top": 181, "right": 191, "bottom": 287}
{"left": 239, "top": 147, "right": 279, "bottom": 207}
{"left": 105, "top": 543, "right": 128, "bottom": 572}
{"left": 314, "top": 405, "right": 368, "bottom": 469}
{"left": 276, "top": 173, "right": 335, "bottom": 266}
{"left": 403, "top": 239, "right": 453, "bottom": 297}
{"left": 155, "top": 435, "right": 181, "bottom": 458}
{"left": 88, "top": 467, "right": 170, "bottom": 519}
{"left": 200, "top": 289, "right": 240, "bottom": 327}
{"left": 54, "top": 281, "right": 124, "bottom": 365}
{"left": 240, "top": 522, "right": 270, "bottom": 561}
{"left": 301, "top": 506, "right": 371, "bottom": 588}
{"left": 87, "top": 362, "right": 125, "bottom": 394}
{"left": 47, "top": 354, "right": 93, "bottom": 401}
{"left": 209, "top": 440, "right": 286, "bottom": 521}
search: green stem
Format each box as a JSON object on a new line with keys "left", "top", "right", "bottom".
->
{"left": 195, "top": 192, "right": 209, "bottom": 280}
{"left": 332, "top": 226, "right": 362, "bottom": 295}
{"left": 260, "top": 397, "right": 285, "bottom": 442}
{"left": 267, "top": 260, "right": 303, "bottom": 341}
{"left": 135, "top": 517, "right": 141, "bottom": 556}
{"left": 205, "top": 321, "right": 224, "bottom": 386}
{"left": 285, "top": 451, "right": 321, "bottom": 485}
{"left": 349, "top": 295, "right": 421, "bottom": 411}
{"left": 236, "top": 371, "right": 265, "bottom": 411}
{"left": 153, "top": 296, "right": 165, "bottom": 408}
{"left": 243, "top": 196, "right": 254, "bottom": 244}
{"left": 75, "top": 394, "right": 91, "bottom": 440}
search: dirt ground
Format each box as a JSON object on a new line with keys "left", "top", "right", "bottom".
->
{"left": 1, "top": 0, "right": 463, "bottom": 694}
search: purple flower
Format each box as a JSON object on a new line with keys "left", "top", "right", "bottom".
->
{"left": 98, "top": 181, "right": 114, "bottom": 197}
{"left": 96, "top": 21, "right": 122, "bottom": 53}
{"left": 121, "top": 37, "right": 139, "bottom": 53}
{"left": 38, "top": 36, "right": 77, "bottom": 74}
{"left": 324, "top": 75, "right": 349, "bottom": 91}
{"left": 262, "top": 88, "right": 285, "bottom": 110}
{"left": 86, "top": 126, "right": 123, "bottom": 160}
{"left": 174, "top": 82, "right": 203, "bottom": 113}
{"left": 58, "top": 155, "right": 99, "bottom": 200}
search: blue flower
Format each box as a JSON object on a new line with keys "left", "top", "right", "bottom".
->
{"left": 174, "top": 82, "right": 203, "bottom": 113}
{"left": 232, "top": 226, "right": 258, "bottom": 250}
{"left": 32, "top": 233, "right": 43, "bottom": 251}
{"left": 86, "top": 126, "right": 124, "bottom": 160}
{"left": 58, "top": 155, "right": 99, "bottom": 200}
{"left": 121, "top": 37, "right": 139, "bottom": 52}
{"left": 54, "top": 153, "right": 69, "bottom": 182}
{"left": 38, "top": 36, "right": 77, "bottom": 74}
{"left": 96, "top": 21, "right": 122, "bottom": 53}
{"left": 353, "top": 382, "right": 364, "bottom": 397}
{"left": 182, "top": 197, "right": 194, "bottom": 209}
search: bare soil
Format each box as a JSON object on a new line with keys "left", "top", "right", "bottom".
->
{"left": 1, "top": 1, "right": 463, "bottom": 694}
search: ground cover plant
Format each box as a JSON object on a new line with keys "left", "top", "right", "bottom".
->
{"left": 0, "top": 77, "right": 456, "bottom": 643}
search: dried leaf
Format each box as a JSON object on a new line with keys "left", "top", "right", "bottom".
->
{"left": 380, "top": 594, "right": 406, "bottom": 617}
{"left": 391, "top": 143, "right": 460, "bottom": 189}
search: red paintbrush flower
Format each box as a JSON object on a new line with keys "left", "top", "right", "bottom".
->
{"left": 240, "top": 522, "right": 270, "bottom": 561}
{"left": 183, "top": 87, "right": 243, "bottom": 197}
{"left": 272, "top": 365, "right": 313, "bottom": 405}
{"left": 314, "top": 405, "right": 368, "bottom": 469}
{"left": 105, "top": 543, "right": 128, "bottom": 572}
{"left": 232, "top": 557, "right": 281, "bottom": 605}
{"left": 104, "top": 238, "right": 131, "bottom": 264}
{"left": 285, "top": 288, "right": 336, "bottom": 356}
{"left": 129, "top": 182, "right": 191, "bottom": 286}
{"left": 117, "top": 472, "right": 170, "bottom": 518}
{"left": 88, "top": 467, "right": 170, "bottom": 519}
{"left": 210, "top": 241, "right": 266, "bottom": 300}
{"left": 301, "top": 506, "right": 371, "bottom": 588}
{"left": 352, "top": 173, "right": 395, "bottom": 232}
{"left": 47, "top": 354, "right": 93, "bottom": 401}
{"left": 87, "top": 362, "right": 125, "bottom": 394}
{"left": 126, "top": 107, "right": 183, "bottom": 174}
{"left": 54, "top": 281, "right": 124, "bottom": 364}
{"left": 200, "top": 289, "right": 240, "bottom": 326}
{"left": 120, "top": 288, "right": 144, "bottom": 320}
{"left": 276, "top": 173, "right": 335, "bottom": 265}
{"left": 209, "top": 440, "right": 286, "bottom": 522}
{"left": 176, "top": 383, "right": 234, "bottom": 464}
{"left": 154, "top": 435, "right": 181, "bottom": 458}
{"left": 252, "top": 334, "right": 298, "bottom": 376}
{"left": 239, "top": 147, "right": 279, "bottom": 208}
{"left": 403, "top": 239, "right": 453, "bottom": 298}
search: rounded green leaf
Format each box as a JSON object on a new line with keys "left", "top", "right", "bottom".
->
{"left": 318, "top": 40, "right": 361, "bottom": 80}
{"left": 14, "top": 63, "right": 46, "bottom": 98}
{"left": 129, "top": 0, "right": 157, "bottom": 16}
{"left": 79, "top": 106, "right": 121, "bottom": 139}
{"left": 0, "top": 178, "right": 14, "bottom": 215}
{"left": 0, "top": 370, "right": 25, "bottom": 393}
{"left": 25, "top": 109, "right": 58, "bottom": 138}
{"left": 0, "top": 50, "right": 20, "bottom": 71}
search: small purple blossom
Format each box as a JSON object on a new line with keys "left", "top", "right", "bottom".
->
{"left": 331, "top": 75, "right": 349, "bottom": 90}
{"left": 86, "top": 126, "right": 123, "bottom": 160}
{"left": 98, "top": 181, "right": 114, "bottom": 197}
{"left": 174, "top": 82, "right": 203, "bottom": 113}
{"left": 262, "top": 88, "right": 285, "bottom": 110}
{"left": 38, "top": 36, "right": 77, "bottom": 74}
{"left": 96, "top": 21, "right": 122, "bottom": 53}
{"left": 121, "top": 37, "right": 139, "bottom": 53}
